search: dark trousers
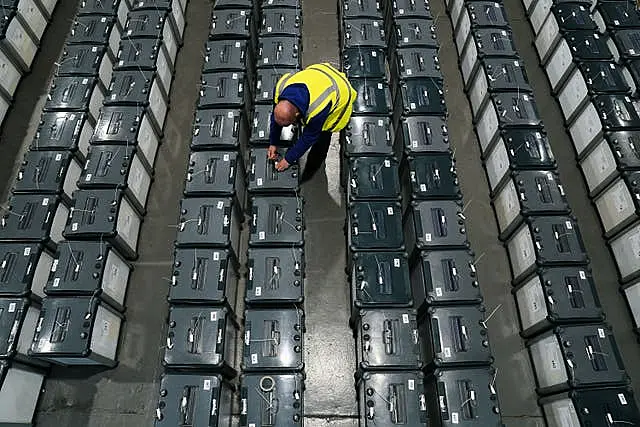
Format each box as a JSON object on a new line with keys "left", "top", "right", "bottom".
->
{"left": 300, "top": 131, "right": 332, "bottom": 183}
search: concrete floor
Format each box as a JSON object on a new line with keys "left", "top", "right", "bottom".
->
{"left": 0, "top": 0, "right": 635, "bottom": 425}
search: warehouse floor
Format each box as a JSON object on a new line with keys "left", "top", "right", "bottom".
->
{"left": 0, "top": 0, "right": 639, "bottom": 425}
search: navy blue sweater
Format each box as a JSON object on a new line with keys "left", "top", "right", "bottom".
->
{"left": 270, "top": 83, "right": 332, "bottom": 164}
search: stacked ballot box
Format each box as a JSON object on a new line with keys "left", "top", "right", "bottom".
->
{"left": 447, "top": 0, "right": 640, "bottom": 425}
{"left": 154, "top": 1, "right": 308, "bottom": 425}
{"left": 524, "top": 0, "right": 640, "bottom": 350}
{"left": 0, "top": 0, "right": 60, "bottom": 131}
{"left": 241, "top": 1, "right": 308, "bottom": 425}
{"left": 339, "top": 0, "right": 505, "bottom": 425}
{"left": 0, "top": 0, "right": 190, "bottom": 425}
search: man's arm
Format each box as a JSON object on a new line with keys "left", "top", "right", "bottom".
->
{"left": 283, "top": 103, "right": 332, "bottom": 164}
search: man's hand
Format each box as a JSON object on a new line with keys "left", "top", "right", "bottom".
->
{"left": 275, "top": 159, "right": 290, "bottom": 171}
{"left": 267, "top": 145, "right": 278, "bottom": 160}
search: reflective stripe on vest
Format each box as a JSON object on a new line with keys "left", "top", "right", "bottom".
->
{"left": 275, "top": 63, "right": 354, "bottom": 132}
{"left": 306, "top": 65, "right": 340, "bottom": 116}
{"left": 316, "top": 64, "right": 354, "bottom": 131}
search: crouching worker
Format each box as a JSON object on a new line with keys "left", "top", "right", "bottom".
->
{"left": 268, "top": 63, "right": 357, "bottom": 183}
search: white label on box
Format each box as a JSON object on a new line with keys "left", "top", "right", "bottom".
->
{"left": 425, "top": 233, "right": 432, "bottom": 242}
{"left": 598, "top": 328, "right": 606, "bottom": 338}
{"left": 235, "top": 41, "right": 241, "bottom": 47}
{"left": 263, "top": 91, "right": 269, "bottom": 98}
{"left": 377, "top": 83, "right": 383, "bottom": 89}
{"left": 53, "top": 277, "right": 60, "bottom": 287}
{"left": 210, "top": 311, "right": 217, "bottom": 321}
{"left": 42, "top": 198, "right": 49, "bottom": 206}
{"left": 406, "top": 69, "right": 412, "bottom": 75}
{"left": 227, "top": 111, "right": 234, "bottom": 119}
{"left": 203, "top": 380, "right": 211, "bottom": 390}
{"left": 402, "top": 314, "right": 409, "bottom": 324}
{"left": 259, "top": 231, "right": 266, "bottom": 240}
{"left": 630, "top": 230, "right": 640, "bottom": 258}
{"left": 240, "top": 10, "right": 245, "bottom": 15}
{"left": 255, "top": 286, "right": 262, "bottom": 296}
{"left": 72, "top": 223, "right": 78, "bottom": 231}
{"left": 452, "top": 412, "right": 459, "bottom": 424}
{"left": 412, "top": 140, "right": 418, "bottom": 147}
{"left": 251, "top": 354, "right": 258, "bottom": 364}
{"left": 526, "top": 284, "right": 540, "bottom": 312}
{"left": 579, "top": 270, "right": 586, "bottom": 280}
{"left": 267, "top": 26, "right": 272, "bottom": 32}
{"left": 420, "top": 184, "right": 427, "bottom": 192}
{"left": 387, "top": 207, "right": 394, "bottom": 215}
{"left": 82, "top": 78, "right": 88, "bottom": 85}
{"left": 259, "top": 130, "right": 265, "bottom": 138}
{"left": 384, "top": 159, "right": 390, "bottom": 167}
{"left": 565, "top": 221, "right": 573, "bottom": 230}
{"left": 213, "top": 252, "right": 220, "bottom": 261}
{"left": 399, "top": 8, "right": 405, "bottom": 14}
{"left": 223, "top": 154, "right": 229, "bottom": 161}
{"left": 263, "top": 58, "right": 269, "bottom": 64}
{"left": 373, "top": 21, "right": 379, "bottom": 27}
{"left": 371, "top": 51, "right": 377, "bottom": 57}
{"left": 547, "top": 342, "right": 563, "bottom": 371}
{"left": 232, "top": 73, "right": 238, "bottom": 79}
{"left": 435, "top": 287, "right": 443, "bottom": 297}
{"left": 23, "top": 247, "right": 30, "bottom": 256}
{"left": 404, "top": 37, "right": 409, "bottom": 43}
{"left": 408, "top": 379, "right": 414, "bottom": 390}
{"left": 521, "top": 239, "right": 529, "bottom": 259}
{"left": 444, "top": 347, "right": 451, "bottom": 358}
{"left": 257, "top": 178, "right": 263, "bottom": 186}
{"left": 217, "top": 201, "right": 224, "bottom": 210}
{"left": 619, "top": 393, "right": 628, "bottom": 405}
{"left": 100, "top": 320, "right": 111, "bottom": 337}
{"left": 394, "top": 258, "right": 400, "bottom": 267}
{"left": 378, "top": 119, "right": 383, "bottom": 126}
{"left": 85, "top": 174, "right": 92, "bottom": 182}
{"left": 501, "top": 30, "right": 507, "bottom": 36}
{"left": 410, "top": 102, "right": 416, "bottom": 109}
{"left": 8, "top": 303, "right": 15, "bottom": 312}
{"left": 616, "top": 190, "right": 628, "bottom": 212}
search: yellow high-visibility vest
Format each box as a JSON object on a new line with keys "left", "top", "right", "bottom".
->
{"left": 274, "top": 63, "right": 357, "bottom": 133}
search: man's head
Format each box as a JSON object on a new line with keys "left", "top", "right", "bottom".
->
{"left": 273, "top": 100, "right": 300, "bottom": 126}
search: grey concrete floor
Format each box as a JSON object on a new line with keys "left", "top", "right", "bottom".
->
{"left": 299, "top": 0, "right": 358, "bottom": 424}
{"left": 0, "top": 0, "right": 636, "bottom": 425}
